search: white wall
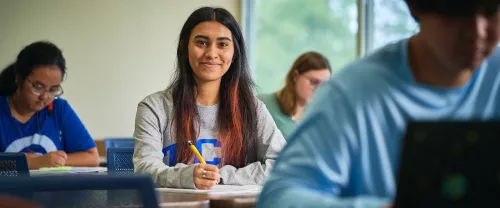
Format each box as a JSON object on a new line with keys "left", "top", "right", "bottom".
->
{"left": 0, "top": 0, "right": 241, "bottom": 139}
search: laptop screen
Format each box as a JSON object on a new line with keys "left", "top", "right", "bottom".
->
{"left": 395, "top": 121, "right": 500, "bottom": 208}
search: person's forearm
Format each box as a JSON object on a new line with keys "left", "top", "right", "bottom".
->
{"left": 219, "top": 159, "right": 274, "bottom": 185}
{"left": 65, "top": 148, "right": 99, "bottom": 167}
{"left": 25, "top": 153, "right": 42, "bottom": 170}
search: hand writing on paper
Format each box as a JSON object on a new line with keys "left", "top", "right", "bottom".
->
{"left": 33, "top": 151, "right": 67, "bottom": 168}
{"left": 194, "top": 164, "right": 220, "bottom": 190}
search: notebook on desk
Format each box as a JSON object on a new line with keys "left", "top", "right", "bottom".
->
{"left": 157, "top": 185, "right": 261, "bottom": 197}
{"left": 30, "top": 167, "right": 107, "bottom": 176}
{"left": 395, "top": 121, "right": 500, "bottom": 208}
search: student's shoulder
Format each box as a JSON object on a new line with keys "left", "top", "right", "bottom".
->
{"left": 305, "top": 40, "right": 408, "bottom": 117}
{"left": 327, "top": 40, "right": 406, "bottom": 97}
{"left": 50, "top": 98, "right": 75, "bottom": 119}
{"left": 486, "top": 47, "right": 500, "bottom": 71}
{"left": 139, "top": 90, "right": 172, "bottom": 106}
{"left": 257, "top": 92, "right": 272, "bottom": 101}
{"left": 137, "top": 90, "right": 173, "bottom": 118}
{"left": 337, "top": 40, "right": 403, "bottom": 81}
{"left": 257, "top": 92, "right": 277, "bottom": 106}
{"left": 52, "top": 97, "right": 70, "bottom": 109}
{"left": 250, "top": 94, "right": 270, "bottom": 115}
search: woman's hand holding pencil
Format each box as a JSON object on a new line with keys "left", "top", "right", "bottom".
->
{"left": 194, "top": 164, "right": 220, "bottom": 189}
{"left": 189, "top": 140, "right": 220, "bottom": 190}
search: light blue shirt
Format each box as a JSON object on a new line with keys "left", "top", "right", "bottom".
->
{"left": 257, "top": 39, "right": 500, "bottom": 207}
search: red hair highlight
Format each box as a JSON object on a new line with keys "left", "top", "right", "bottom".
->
{"left": 176, "top": 100, "right": 196, "bottom": 164}
{"left": 175, "top": 82, "right": 244, "bottom": 167}
{"left": 219, "top": 81, "right": 243, "bottom": 167}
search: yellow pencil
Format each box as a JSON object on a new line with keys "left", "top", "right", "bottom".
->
{"left": 188, "top": 141, "right": 206, "bottom": 164}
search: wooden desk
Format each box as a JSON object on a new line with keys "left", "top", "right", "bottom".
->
{"left": 157, "top": 190, "right": 258, "bottom": 208}
{"left": 159, "top": 200, "right": 210, "bottom": 208}
{"left": 210, "top": 197, "right": 257, "bottom": 208}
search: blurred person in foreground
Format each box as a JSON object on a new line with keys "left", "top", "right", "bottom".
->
{"left": 258, "top": 0, "right": 500, "bottom": 207}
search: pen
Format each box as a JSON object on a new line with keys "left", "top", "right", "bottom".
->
{"left": 188, "top": 140, "right": 206, "bottom": 164}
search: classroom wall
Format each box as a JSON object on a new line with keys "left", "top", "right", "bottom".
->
{"left": 0, "top": 0, "right": 241, "bottom": 139}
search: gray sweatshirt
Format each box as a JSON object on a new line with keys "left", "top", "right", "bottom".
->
{"left": 133, "top": 90, "right": 286, "bottom": 188}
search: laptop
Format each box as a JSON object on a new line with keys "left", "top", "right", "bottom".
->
{"left": 395, "top": 121, "right": 500, "bottom": 208}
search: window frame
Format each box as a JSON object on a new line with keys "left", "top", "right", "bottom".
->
{"left": 242, "top": 0, "right": 403, "bottom": 65}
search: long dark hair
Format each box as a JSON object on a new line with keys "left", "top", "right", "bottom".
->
{"left": 168, "top": 7, "right": 258, "bottom": 167}
{"left": 0, "top": 41, "right": 66, "bottom": 96}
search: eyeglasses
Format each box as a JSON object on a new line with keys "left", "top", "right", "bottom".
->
{"left": 301, "top": 75, "right": 325, "bottom": 89}
{"left": 26, "top": 79, "right": 64, "bottom": 98}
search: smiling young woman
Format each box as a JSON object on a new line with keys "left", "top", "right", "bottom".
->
{"left": 133, "top": 7, "right": 286, "bottom": 190}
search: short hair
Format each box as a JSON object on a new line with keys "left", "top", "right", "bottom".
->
{"left": 405, "top": 0, "right": 500, "bottom": 22}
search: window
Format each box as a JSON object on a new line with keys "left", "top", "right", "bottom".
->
{"left": 368, "top": 0, "right": 418, "bottom": 52}
{"left": 245, "top": 0, "right": 418, "bottom": 94}
{"left": 250, "top": 0, "right": 358, "bottom": 94}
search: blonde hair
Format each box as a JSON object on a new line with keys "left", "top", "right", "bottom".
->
{"left": 276, "top": 52, "right": 331, "bottom": 116}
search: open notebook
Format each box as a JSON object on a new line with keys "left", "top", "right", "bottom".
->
{"left": 157, "top": 185, "right": 261, "bottom": 197}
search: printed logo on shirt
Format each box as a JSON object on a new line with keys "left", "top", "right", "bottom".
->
{"left": 162, "top": 138, "right": 222, "bottom": 166}
{"left": 5, "top": 133, "right": 58, "bottom": 155}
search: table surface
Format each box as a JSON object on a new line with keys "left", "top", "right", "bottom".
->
{"left": 27, "top": 167, "right": 257, "bottom": 208}
{"left": 159, "top": 200, "right": 210, "bottom": 208}
{"left": 157, "top": 189, "right": 258, "bottom": 208}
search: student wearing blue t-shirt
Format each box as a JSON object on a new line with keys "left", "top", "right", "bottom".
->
{"left": 0, "top": 41, "right": 99, "bottom": 169}
{"left": 258, "top": 0, "right": 500, "bottom": 207}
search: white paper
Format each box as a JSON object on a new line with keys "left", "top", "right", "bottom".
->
{"left": 30, "top": 167, "right": 107, "bottom": 176}
{"left": 156, "top": 185, "right": 262, "bottom": 196}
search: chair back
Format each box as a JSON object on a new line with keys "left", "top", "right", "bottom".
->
{"left": 0, "top": 152, "right": 29, "bottom": 177}
{"left": 107, "top": 147, "right": 134, "bottom": 175}
{"left": 104, "top": 138, "right": 135, "bottom": 150}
